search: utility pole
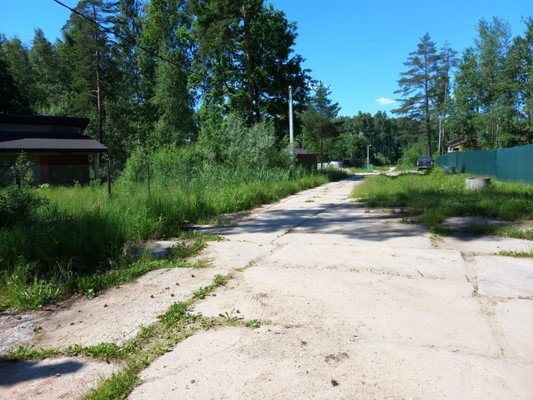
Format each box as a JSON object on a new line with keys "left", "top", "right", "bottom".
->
{"left": 350, "top": 132, "right": 353, "bottom": 165}
{"left": 288, "top": 85, "right": 301, "bottom": 145}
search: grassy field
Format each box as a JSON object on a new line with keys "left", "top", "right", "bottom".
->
{"left": 0, "top": 166, "right": 347, "bottom": 311}
{"left": 351, "top": 168, "right": 533, "bottom": 240}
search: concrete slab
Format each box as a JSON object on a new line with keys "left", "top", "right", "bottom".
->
{"left": 267, "top": 241, "right": 465, "bottom": 280}
{"left": 496, "top": 299, "right": 533, "bottom": 360}
{"left": 475, "top": 256, "right": 533, "bottom": 298}
{"left": 129, "top": 326, "right": 533, "bottom": 400}
{"left": 192, "top": 265, "right": 499, "bottom": 356}
{"left": 436, "top": 234, "right": 533, "bottom": 256}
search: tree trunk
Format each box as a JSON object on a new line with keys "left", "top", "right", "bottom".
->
{"left": 92, "top": 3, "right": 103, "bottom": 178}
{"left": 242, "top": 1, "right": 254, "bottom": 124}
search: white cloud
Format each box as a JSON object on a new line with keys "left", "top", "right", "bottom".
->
{"left": 375, "top": 97, "right": 396, "bottom": 106}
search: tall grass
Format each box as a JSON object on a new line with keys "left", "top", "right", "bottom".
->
{"left": 352, "top": 168, "right": 533, "bottom": 237}
{"left": 0, "top": 165, "right": 345, "bottom": 310}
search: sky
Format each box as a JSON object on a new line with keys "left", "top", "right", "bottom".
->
{"left": 1, "top": 0, "right": 531, "bottom": 116}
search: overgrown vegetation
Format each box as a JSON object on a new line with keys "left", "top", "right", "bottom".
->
{"left": 352, "top": 168, "right": 533, "bottom": 240}
{"left": 0, "top": 153, "right": 346, "bottom": 312}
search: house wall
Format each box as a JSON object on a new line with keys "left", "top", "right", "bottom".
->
{"left": 296, "top": 154, "right": 318, "bottom": 170}
{"left": 40, "top": 155, "right": 90, "bottom": 185}
{"left": 0, "top": 153, "right": 91, "bottom": 186}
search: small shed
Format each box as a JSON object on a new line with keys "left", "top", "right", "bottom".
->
{"left": 294, "top": 148, "right": 318, "bottom": 170}
{"left": 448, "top": 136, "right": 478, "bottom": 152}
{"left": 0, "top": 114, "right": 108, "bottom": 186}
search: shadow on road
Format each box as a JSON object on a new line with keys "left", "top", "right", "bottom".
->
{"left": 0, "top": 359, "right": 85, "bottom": 386}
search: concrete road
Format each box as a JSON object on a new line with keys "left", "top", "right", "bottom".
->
{"left": 130, "top": 176, "right": 533, "bottom": 400}
{"left": 2, "top": 176, "right": 532, "bottom": 399}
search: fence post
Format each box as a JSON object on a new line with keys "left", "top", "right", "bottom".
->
{"left": 107, "top": 159, "right": 111, "bottom": 197}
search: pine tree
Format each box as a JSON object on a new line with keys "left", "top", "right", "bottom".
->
{"left": 190, "top": 0, "right": 309, "bottom": 143}
{"left": 454, "top": 18, "right": 512, "bottom": 149}
{"left": 302, "top": 82, "right": 340, "bottom": 161}
{"left": 0, "top": 35, "right": 33, "bottom": 113}
{"left": 29, "top": 29, "right": 69, "bottom": 114}
{"left": 138, "top": 0, "right": 196, "bottom": 149}
{"left": 393, "top": 33, "right": 440, "bottom": 156}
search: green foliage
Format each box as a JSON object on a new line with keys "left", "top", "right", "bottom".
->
{"left": 0, "top": 231, "right": 208, "bottom": 311}
{"left": 0, "top": 35, "right": 33, "bottom": 113}
{"left": 193, "top": 274, "right": 228, "bottom": 299}
{"left": 0, "top": 163, "right": 341, "bottom": 311}
{"left": 8, "top": 346, "right": 61, "bottom": 360}
{"left": 157, "top": 302, "right": 189, "bottom": 328}
{"left": 83, "top": 342, "right": 121, "bottom": 359}
{"left": 0, "top": 154, "right": 49, "bottom": 227}
{"left": 302, "top": 83, "right": 340, "bottom": 157}
{"left": 190, "top": 0, "right": 309, "bottom": 136}
{"left": 396, "top": 142, "right": 427, "bottom": 169}
{"left": 352, "top": 168, "right": 533, "bottom": 236}
{"left": 86, "top": 370, "right": 140, "bottom": 400}
{"left": 201, "top": 114, "right": 287, "bottom": 169}
{"left": 0, "top": 187, "right": 49, "bottom": 227}
{"left": 393, "top": 33, "right": 440, "bottom": 156}
{"left": 243, "top": 319, "right": 262, "bottom": 329}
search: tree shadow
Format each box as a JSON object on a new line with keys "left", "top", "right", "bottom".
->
{"left": 0, "top": 358, "right": 85, "bottom": 386}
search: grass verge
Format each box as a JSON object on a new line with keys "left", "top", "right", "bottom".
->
{"left": 1, "top": 167, "right": 347, "bottom": 312}
{"left": 351, "top": 168, "right": 533, "bottom": 242}
{"left": 0, "top": 234, "right": 212, "bottom": 311}
{"left": 6, "top": 273, "right": 271, "bottom": 399}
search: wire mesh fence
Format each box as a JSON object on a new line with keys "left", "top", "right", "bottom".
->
{"left": 0, "top": 157, "right": 100, "bottom": 188}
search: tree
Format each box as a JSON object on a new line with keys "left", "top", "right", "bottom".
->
{"left": 0, "top": 35, "right": 33, "bottom": 113}
{"left": 55, "top": 0, "right": 119, "bottom": 179}
{"left": 301, "top": 83, "right": 340, "bottom": 162}
{"left": 454, "top": 18, "right": 513, "bottom": 149}
{"left": 434, "top": 42, "right": 458, "bottom": 154}
{"left": 189, "top": 0, "right": 309, "bottom": 143}
{"left": 504, "top": 17, "right": 533, "bottom": 145}
{"left": 393, "top": 33, "right": 440, "bottom": 156}
{"left": 28, "top": 29, "right": 69, "bottom": 114}
{"left": 58, "top": 1, "right": 116, "bottom": 118}
{"left": 138, "top": 0, "right": 197, "bottom": 150}
{"left": 99, "top": 0, "right": 145, "bottom": 173}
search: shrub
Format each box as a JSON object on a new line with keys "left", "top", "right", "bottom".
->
{"left": 0, "top": 187, "right": 49, "bottom": 227}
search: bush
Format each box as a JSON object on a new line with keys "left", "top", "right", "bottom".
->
{"left": 0, "top": 187, "right": 49, "bottom": 227}
{"left": 397, "top": 142, "right": 427, "bottom": 169}
{"left": 198, "top": 114, "right": 291, "bottom": 169}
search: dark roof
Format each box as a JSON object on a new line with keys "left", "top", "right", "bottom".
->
{"left": 0, "top": 114, "right": 90, "bottom": 129}
{"left": 448, "top": 137, "right": 466, "bottom": 147}
{"left": 293, "top": 148, "right": 319, "bottom": 156}
{"left": 0, "top": 132, "right": 108, "bottom": 153}
{"left": 0, "top": 113, "right": 106, "bottom": 153}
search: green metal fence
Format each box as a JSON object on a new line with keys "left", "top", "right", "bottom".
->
{"left": 436, "top": 144, "right": 533, "bottom": 185}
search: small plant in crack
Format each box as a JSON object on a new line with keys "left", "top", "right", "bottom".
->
{"left": 219, "top": 308, "right": 238, "bottom": 326}
{"left": 243, "top": 319, "right": 261, "bottom": 329}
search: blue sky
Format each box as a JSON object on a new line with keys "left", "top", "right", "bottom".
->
{"left": 1, "top": 0, "right": 531, "bottom": 116}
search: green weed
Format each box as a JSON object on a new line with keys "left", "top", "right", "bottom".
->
{"left": 499, "top": 250, "right": 533, "bottom": 257}
{"left": 243, "top": 319, "right": 262, "bottom": 329}
{"left": 218, "top": 309, "right": 238, "bottom": 326}
{"left": 1, "top": 164, "right": 342, "bottom": 312}
{"left": 352, "top": 169, "right": 533, "bottom": 237}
